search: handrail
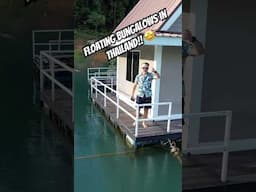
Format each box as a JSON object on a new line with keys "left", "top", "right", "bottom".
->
{"left": 183, "top": 110, "right": 232, "bottom": 183}
{"left": 87, "top": 67, "right": 116, "bottom": 81}
{"left": 39, "top": 51, "right": 74, "bottom": 121}
{"left": 90, "top": 77, "right": 174, "bottom": 137}
{"left": 32, "top": 29, "right": 73, "bottom": 32}
{"left": 32, "top": 29, "right": 73, "bottom": 58}
{"left": 41, "top": 51, "right": 73, "bottom": 72}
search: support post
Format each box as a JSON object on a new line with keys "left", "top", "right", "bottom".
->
{"left": 50, "top": 59, "right": 55, "bottom": 102}
{"left": 90, "top": 78, "right": 93, "bottom": 97}
{"left": 116, "top": 94, "right": 120, "bottom": 119}
{"left": 95, "top": 80, "right": 98, "bottom": 98}
{"left": 104, "top": 86, "right": 106, "bottom": 107}
{"left": 88, "top": 69, "right": 90, "bottom": 82}
{"left": 221, "top": 111, "right": 232, "bottom": 182}
{"left": 111, "top": 77, "right": 113, "bottom": 92}
{"left": 167, "top": 103, "right": 172, "bottom": 133}
{"left": 32, "top": 31, "right": 35, "bottom": 59}
{"left": 58, "top": 31, "right": 61, "bottom": 51}
{"left": 72, "top": 70, "right": 74, "bottom": 122}
{"left": 135, "top": 105, "right": 140, "bottom": 137}
{"left": 39, "top": 53, "right": 44, "bottom": 100}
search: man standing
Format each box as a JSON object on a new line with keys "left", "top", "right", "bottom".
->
{"left": 131, "top": 62, "right": 160, "bottom": 128}
{"left": 182, "top": 29, "right": 205, "bottom": 123}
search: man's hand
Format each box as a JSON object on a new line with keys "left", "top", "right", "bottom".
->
{"left": 131, "top": 96, "right": 135, "bottom": 101}
{"left": 152, "top": 68, "right": 160, "bottom": 79}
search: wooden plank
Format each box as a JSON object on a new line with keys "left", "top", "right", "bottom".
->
{"left": 42, "top": 89, "right": 73, "bottom": 130}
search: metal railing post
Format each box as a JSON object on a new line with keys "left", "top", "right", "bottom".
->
{"left": 221, "top": 111, "right": 232, "bottom": 182}
{"left": 95, "top": 80, "right": 98, "bottom": 98}
{"left": 50, "top": 59, "right": 55, "bottom": 102}
{"left": 111, "top": 77, "right": 113, "bottom": 92}
{"left": 135, "top": 105, "right": 140, "bottom": 137}
{"left": 58, "top": 31, "right": 61, "bottom": 51}
{"left": 39, "top": 53, "right": 44, "bottom": 99}
{"left": 104, "top": 85, "right": 107, "bottom": 107}
{"left": 167, "top": 102, "right": 172, "bottom": 133}
{"left": 90, "top": 78, "right": 93, "bottom": 97}
{"left": 32, "top": 31, "right": 35, "bottom": 59}
{"left": 116, "top": 94, "right": 120, "bottom": 119}
{"left": 72, "top": 70, "right": 74, "bottom": 122}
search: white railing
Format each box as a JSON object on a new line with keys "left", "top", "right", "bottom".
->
{"left": 48, "top": 40, "right": 73, "bottom": 56}
{"left": 182, "top": 111, "right": 232, "bottom": 183}
{"left": 39, "top": 51, "right": 74, "bottom": 121}
{"left": 87, "top": 67, "right": 116, "bottom": 81}
{"left": 32, "top": 29, "right": 73, "bottom": 59}
{"left": 90, "top": 77, "right": 179, "bottom": 137}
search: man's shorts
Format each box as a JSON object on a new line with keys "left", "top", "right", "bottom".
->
{"left": 136, "top": 96, "right": 152, "bottom": 109}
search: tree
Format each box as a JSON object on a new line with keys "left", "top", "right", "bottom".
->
{"left": 87, "top": 11, "right": 106, "bottom": 33}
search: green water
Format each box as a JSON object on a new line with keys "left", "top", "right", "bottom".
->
{"left": 74, "top": 67, "right": 181, "bottom": 192}
{"left": 1, "top": 35, "right": 73, "bottom": 192}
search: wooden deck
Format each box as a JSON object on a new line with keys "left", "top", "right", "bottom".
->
{"left": 41, "top": 88, "right": 73, "bottom": 134}
{"left": 183, "top": 150, "right": 256, "bottom": 190}
{"left": 91, "top": 91, "right": 182, "bottom": 147}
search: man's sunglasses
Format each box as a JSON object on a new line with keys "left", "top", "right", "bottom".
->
{"left": 142, "top": 67, "right": 149, "bottom": 69}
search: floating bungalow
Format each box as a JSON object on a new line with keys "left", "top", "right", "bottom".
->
{"left": 89, "top": 0, "right": 256, "bottom": 190}
{"left": 89, "top": 0, "right": 183, "bottom": 148}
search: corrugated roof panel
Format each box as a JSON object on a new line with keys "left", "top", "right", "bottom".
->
{"left": 114, "top": 0, "right": 182, "bottom": 33}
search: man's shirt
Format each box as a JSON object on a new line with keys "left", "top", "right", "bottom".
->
{"left": 182, "top": 40, "right": 193, "bottom": 58}
{"left": 135, "top": 72, "right": 154, "bottom": 98}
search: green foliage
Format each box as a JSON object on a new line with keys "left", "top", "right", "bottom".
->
{"left": 87, "top": 11, "right": 106, "bottom": 33}
{"left": 74, "top": 0, "right": 139, "bottom": 33}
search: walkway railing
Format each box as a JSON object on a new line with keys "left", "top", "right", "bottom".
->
{"left": 87, "top": 67, "right": 116, "bottom": 81}
{"left": 39, "top": 50, "right": 74, "bottom": 121}
{"left": 90, "top": 77, "right": 178, "bottom": 137}
{"left": 183, "top": 111, "right": 232, "bottom": 183}
{"left": 32, "top": 29, "right": 73, "bottom": 58}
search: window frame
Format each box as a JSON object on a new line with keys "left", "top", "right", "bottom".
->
{"left": 126, "top": 50, "right": 141, "bottom": 83}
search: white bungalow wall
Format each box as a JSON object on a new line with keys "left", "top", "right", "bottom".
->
{"left": 158, "top": 46, "right": 182, "bottom": 116}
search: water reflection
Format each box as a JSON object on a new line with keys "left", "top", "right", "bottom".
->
{"left": 74, "top": 68, "right": 181, "bottom": 192}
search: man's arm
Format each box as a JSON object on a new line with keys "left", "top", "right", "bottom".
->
{"left": 131, "top": 83, "right": 137, "bottom": 100}
{"left": 190, "top": 37, "right": 205, "bottom": 56}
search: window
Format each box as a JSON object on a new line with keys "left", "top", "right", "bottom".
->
{"left": 126, "top": 51, "right": 140, "bottom": 82}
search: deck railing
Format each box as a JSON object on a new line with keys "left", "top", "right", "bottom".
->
{"left": 39, "top": 50, "right": 74, "bottom": 121}
{"left": 32, "top": 29, "right": 74, "bottom": 106}
{"left": 90, "top": 77, "right": 179, "bottom": 137}
{"left": 183, "top": 111, "right": 232, "bottom": 183}
{"left": 87, "top": 67, "right": 116, "bottom": 81}
{"left": 32, "top": 29, "right": 73, "bottom": 59}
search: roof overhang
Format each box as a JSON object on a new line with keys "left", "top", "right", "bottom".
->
{"left": 144, "top": 36, "right": 181, "bottom": 46}
{"left": 160, "top": 4, "right": 182, "bottom": 31}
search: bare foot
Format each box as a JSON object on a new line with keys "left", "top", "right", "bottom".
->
{"left": 142, "top": 122, "right": 148, "bottom": 128}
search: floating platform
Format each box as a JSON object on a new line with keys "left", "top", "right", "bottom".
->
{"left": 91, "top": 91, "right": 182, "bottom": 147}
{"left": 183, "top": 150, "right": 256, "bottom": 190}
{"left": 41, "top": 89, "right": 73, "bottom": 137}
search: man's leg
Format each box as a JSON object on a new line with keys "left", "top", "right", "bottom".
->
{"left": 143, "top": 108, "right": 149, "bottom": 128}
